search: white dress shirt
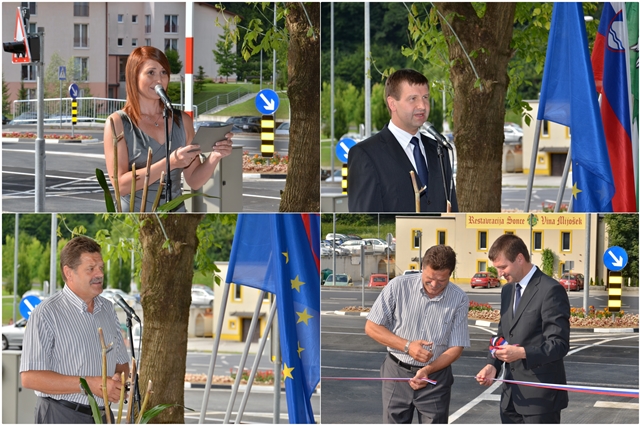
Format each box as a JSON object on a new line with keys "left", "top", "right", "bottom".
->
{"left": 387, "top": 120, "right": 430, "bottom": 173}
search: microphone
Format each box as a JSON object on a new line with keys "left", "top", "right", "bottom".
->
{"left": 423, "top": 121, "right": 452, "bottom": 150}
{"left": 114, "top": 294, "right": 141, "bottom": 323}
{"left": 154, "top": 84, "right": 173, "bottom": 109}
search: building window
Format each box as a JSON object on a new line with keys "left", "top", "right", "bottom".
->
{"left": 118, "top": 57, "right": 127, "bottom": 81}
{"left": 561, "top": 231, "right": 571, "bottom": 252}
{"left": 436, "top": 230, "right": 446, "bottom": 245}
{"left": 504, "top": 230, "right": 514, "bottom": 235}
{"left": 73, "top": 2, "right": 89, "bottom": 17}
{"left": 73, "top": 57, "right": 88, "bottom": 81}
{"left": 117, "top": 38, "right": 123, "bottom": 47}
{"left": 164, "top": 15, "right": 178, "bottom": 33}
{"left": 145, "top": 38, "right": 151, "bottom": 46}
{"left": 411, "top": 229, "right": 422, "bottom": 250}
{"left": 74, "top": 24, "right": 88, "bottom": 48}
{"left": 233, "top": 284, "right": 241, "bottom": 301}
{"left": 29, "top": 23, "right": 36, "bottom": 34}
{"left": 132, "top": 15, "right": 138, "bottom": 23}
{"left": 117, "top": 14, "right": 124, "bottom": 23}
{"left": 21, "top": 64, "right": 36, "bottom": 81}
{"left": 533, "top": 231, "right": 543, "bottom": 251}
{"left": 21, "top": 2, "right": 37, "bottom": 15}
{"left": 477, "top": 260, "right": 487, "bottom": 272}
{"left": 145, "top": 15, "right": 151, "bottom": 33}
{"left": 132, "top": 38, "right": 138, "bottom": 47}
{"left": 477, "top": 230, "right": 488, "bottom": 251}
{"left": 164, "top": 39, "right": 178, "bottom": 53}
{"left": 542, "top": 120, "right": 550, "bottom": 137}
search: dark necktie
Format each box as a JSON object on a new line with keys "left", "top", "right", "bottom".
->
{"left": 513, "top": 283, "right": 522, "bottom": 317}
{"left": 410, "top": 136, "right": 429, "bottom": 187}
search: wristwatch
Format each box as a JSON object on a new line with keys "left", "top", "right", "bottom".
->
{"left": 404, "top": 340, "right": 411, "bottom": 354}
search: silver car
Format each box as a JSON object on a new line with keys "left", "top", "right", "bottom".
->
{"left": 2, "top": 318, "right": 27, "bottom": 350}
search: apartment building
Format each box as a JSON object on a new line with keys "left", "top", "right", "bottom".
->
{"left": 2, "top": 2, "right": 236, "bottom": 102}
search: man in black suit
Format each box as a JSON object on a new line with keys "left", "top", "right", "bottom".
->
{"left": 476, "top": 234, "right": 570, "bottom": 424}
{"left": 347, "top": 69, "right": 457, "bottom": 212}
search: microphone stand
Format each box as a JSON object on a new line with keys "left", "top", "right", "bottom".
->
{"left": 125, "top": 314, "right": 142, "bottom": 422}
{"left": 436, "top": 142, "right": 452, "bottom": 212}
{"left": 163, "top": 107, "right": 172, "bottom": 204}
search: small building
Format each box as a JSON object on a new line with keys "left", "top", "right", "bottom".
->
{"left": 522, "top": 100, "right": 571, "bottom": 176}
{"left": 395, "top": 213, "right": 610, "bottom": 285}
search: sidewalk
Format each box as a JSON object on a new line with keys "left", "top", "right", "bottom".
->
{"left": 502, "top": 172, "right": 573, "bottom": 188}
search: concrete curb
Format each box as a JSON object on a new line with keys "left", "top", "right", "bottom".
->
{"left": 334, "top": 310, "right": 369, "bottom": 317}
{"left": 184, "top": 382, "right": 320, "bottom": 394}
{"left": 2, "top": 137, "right": 99, "bottom": 143}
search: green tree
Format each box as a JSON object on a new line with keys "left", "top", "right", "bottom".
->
{"left": 44, "top": 52, "right": 67, "bottom": 99}
{"left": 18, "top": 81, "right": 27, "bottom": 101}
{"left": 213, "top": 27, "right": 238, "bottom": 82}
{"left": 2, "top": 73, "right": 10, "bottom": 116}
{"left": 371, "top": 82, "right": 388, "bottom": 131}
{"left": 165, "top": 49, "right": 183, "bottom": 74}
{"left": 604, "top": 214, "right": 639, "bottom": 285}
{"left": 541, "top": 248, "right": 556, "bottom": 277}
{"left": 194, "top": 65, "right": 207, "bottom": 93}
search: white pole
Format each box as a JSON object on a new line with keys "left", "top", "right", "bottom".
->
{"left": 13, "top": 214, "right": 19, "bottom": 324}
{"left": 524, "top": 120, "right": 543, "bottom": 212}
{"left": 330, "top": 2, "right": 335, "bottom": 178}
{"left": 35, "top": 27, "right": 45, "bottom": 211}
{"left": 364, "top": 2, "right": 371, "bottom": 138}
{"left": 185, "top": 2, "right": 194, "bottom": 117}
{"left": 583, "top": 214, "right": 591, "bottom": 311}
{"left": 273, "top": 3, "right": 277, "bottom": 91}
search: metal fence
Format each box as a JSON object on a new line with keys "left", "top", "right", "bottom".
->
{"left": 196, "top": 87, "right": 254, "bottom": 115}
{"left": 9, "top": 97, "right": 198, "bottom": 125}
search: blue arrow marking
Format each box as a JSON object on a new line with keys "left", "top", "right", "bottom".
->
{"left": 255, "top": 89, "right": 280, "bottom": 114}
{"left": 19, "top": 295, "right": 42, "bottom": 320}
{"left": 336, "top": 138, "right": 356, "bottom": 164}
{"left": 603, "top": 246, "right": 628, "bottom": 271}
{"left": 69, "top": 83, "right": 79, "bottom": 99}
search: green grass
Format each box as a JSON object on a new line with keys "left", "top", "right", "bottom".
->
{"left": 192, "top": 271, "right": 216, "bottom": 287}
{"left": 3, "top": 296, "right": 17, "bottom": 325}
{"left": 217, "top": 95, "right": 290, "bottom": 120}
{"left": 320, "top": 223, "right": 396, "bottom": 240}
{"left": 321, "top": 140, "right": 343, "bottom": 168}
{"left": 191, "top": 82, "right": 261, "bottom": 105}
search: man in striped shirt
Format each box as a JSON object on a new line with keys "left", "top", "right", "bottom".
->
{"left": 20, "top": 236, "right": 130, "bottom": 423}
{"left": 365, "top": 244, "right": 470, "bottom": 424}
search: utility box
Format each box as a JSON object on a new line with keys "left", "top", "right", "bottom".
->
{"left": 185, "top": 145, "right": 243, "bottom": 212}
{"left": 321, "top": 194, "right": 349, "bottom": 212}
{"left": 3, "top": 351, "right": 38, "bottom": 424}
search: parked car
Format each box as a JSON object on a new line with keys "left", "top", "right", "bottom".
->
{"left": 194, "top": 120, "right": 242, "bottom": 133}
{"left": 191, "top": 287, "right": 214, "bottom": 307}
{"left": 2, "top": 318, "right": 27, "bottom": 350}
{"left": 275, "top": 122, "right": 289, "bottom": 135}
{"left": 323, "top": 274, "right": 353, "bottom": 286}
{"left": 224, "top": 116, "right": 261, "bottom": 133}
{"left": 2, "top": 115, "right": 9, "bottom": 125}
{"left": 368, "top": 274, "right": 389, "bottom": 287}
{"left": 21, "top": 289, "right": 46, "bottom": 301}
{"left": 325, "top": 233, "right": 348, "bottom": 245}
{"left": 101, "top": 288, "right": 137, "bottom": 307}
{"left": 363, "top": 238, "right": 392, "bottom": 254}
{"left": 340, "top": 239, "right": 373, "bottom": 255}
{"left": 470, "top": 272, "right": 501, "bottom": 289}
{"left": 323, "top": 169, "right": 344, "bottom": 182}
{"left": 9, "top": 111, "right": 50, "bottom": 124}
{"left": 559, "top": 273, "right": 584, "bottom": 291}
{"left": 504, "top": 124, "right": 523, "bottom": 144}
{"left": 193, "top": 284, "right": 215, "bottom": 297}
{"left": 403, "top": 270, "right": 421, "bottom": 275}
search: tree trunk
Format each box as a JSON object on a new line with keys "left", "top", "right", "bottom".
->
{"left": 280, "top": 3, "right": 320, "bottom": 212}
{"left": 138, "top": 214, "right": 203, "bottom": 423}
{"left": 436, "top": 2, "right": 516, "bottom": 212}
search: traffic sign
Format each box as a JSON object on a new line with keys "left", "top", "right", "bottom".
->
{"left": 11, "top": 7, "right": 30, "bottom": 63}
{"left": 19, "top": 295, "right": 42, "bottom": 320}
{"left": 255, "top": 89, "right": 279, "bottom": 114}
{"left": 603, "top": 246, "right": 628, "bottom": 271}
{"left": 58, "top": 66, "right": 66, "bottom": 80}
{"left": 336, "top": 138, "right": 356, "bottom": 164}
{"left": 68, "top": 83, "right": 79, "bottom": 99}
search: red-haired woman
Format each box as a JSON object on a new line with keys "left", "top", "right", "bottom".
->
{"left": 103, "top": 46, "right": 232, "bottom": 212}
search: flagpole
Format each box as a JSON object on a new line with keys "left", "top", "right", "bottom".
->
{"left": 524, "top": 119, "right": 543, "bottom": 212}
{"left": 235, "top": 298, "right": 278, "bottom": 424}
{"left": 554, "top": 145, "right": 572, "bottom": 212}
{"left": 273, "top": 311, "right": 281, "bottom": 424}
{"left": 224, "top": 291, "right": 268, "bottom": 424}
{"left": 621, "top": 6, "right": 639, "bottom": 209}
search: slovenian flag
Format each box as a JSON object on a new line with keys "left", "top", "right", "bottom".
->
{"left": 591, "top": 2, "right": 637, "bottom": 212}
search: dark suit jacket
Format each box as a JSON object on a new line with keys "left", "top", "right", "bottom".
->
{"left": 347, "top": 127, "right": 458, "bottom": 212}
{"left": 489, "top": 268, "right": 570, "bottom": 415}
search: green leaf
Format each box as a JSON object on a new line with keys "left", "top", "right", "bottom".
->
{"left": 156, "top": 192, "right": 219, "bottom": 213}
{"left": 79, "top": 377, "right": 103, "bottom": 424}
{"left": 96, "top": 168, "right": 116, "bottom": 212}
{"left": 138, "top": 404, "right": 194, "bottom": 424}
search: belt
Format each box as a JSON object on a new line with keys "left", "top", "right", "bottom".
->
{"left": 45, "top": 397, "right": 103, "bottom": 416}
{"left": 388, "top": 353, "right": 424, "bottom": 373}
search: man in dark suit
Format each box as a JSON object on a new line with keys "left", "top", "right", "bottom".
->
{"left": 347, "top": 69, "right": 457, "bottom": 213}
{"left": 476, "top": 234, "right": 570, "bottom": 424}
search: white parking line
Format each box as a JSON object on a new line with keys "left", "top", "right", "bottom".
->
{"left": 593, "top": 401, "right": 638, "bottom": 409}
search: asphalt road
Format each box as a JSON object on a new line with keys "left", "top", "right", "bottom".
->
{"left": 320, "top": 314, "right": 639, "bottom": 424}
{"left": 320, "top": 183, "right": 572, "bottom": 212}
{"left": 1, "top": 139, "right": 285, "bottom": 212}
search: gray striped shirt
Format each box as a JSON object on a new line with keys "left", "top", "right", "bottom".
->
{"left": 20, "top": 285, "right": 130, "bottom": 406}
{"left": 368, "top": 273, "right": 470, "bottom": 366}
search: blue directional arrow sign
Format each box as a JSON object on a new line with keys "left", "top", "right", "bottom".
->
{"left": 336, "top": 138, "right": 357, "bottom": 164}
{"left": 19, "top": 295, "right": 42, "bottom": 320}
{"left": 603, "top": 246, "right": 628, "bottom": 271}
{"left": 255, "top": 89, "right": 279, "bottom": 114}
{"left": 68, "top": 83, "right": 79, "bottom": 99}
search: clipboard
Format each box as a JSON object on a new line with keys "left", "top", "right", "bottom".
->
{"left": 191, "top": 124, "right": 233, "bottom": 152}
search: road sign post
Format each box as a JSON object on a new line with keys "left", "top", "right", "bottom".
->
{"left": 607, "top": 271, "right": 622, "bottom": 314}
{"left": 603, "top": 246, "right": 628, "bottom": 272}
{"left": 336, "top": 138, "right": 356, "bottom": 195}
{"left": 69, "top": 83, "right": 78, "bottom": 137}
{"left": 58, "top": 66, "right": 66, "bottom": 128}
{"left": 256, "top": 89, "right": 280, "bottom": 159}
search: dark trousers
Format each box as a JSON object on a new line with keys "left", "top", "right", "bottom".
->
{"left": 381, "top": 354, "right": 453, "bottom": 424}
{"left": 35, "top": 397, "right": 113, "bottom": 424}
{"left": 500, "top": 392, "right": 562, "bottom": 424}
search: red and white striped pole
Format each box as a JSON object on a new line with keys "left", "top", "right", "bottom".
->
{"left": 184, "top": 1, "right": 194, "bottom": 118}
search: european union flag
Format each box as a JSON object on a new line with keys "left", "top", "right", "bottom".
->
{"left": 538, "top": 2, "right": 615, "bottom": 212}
{"left": 226, "top": 214, "right": 320, "bottom": 424}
